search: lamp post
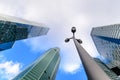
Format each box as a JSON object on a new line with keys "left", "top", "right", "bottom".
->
{"left": 65, "top": 27, "right": 110, "bottom": 80}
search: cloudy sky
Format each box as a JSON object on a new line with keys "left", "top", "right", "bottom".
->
{"left": 0, "top": 0, "right": 120, "bottom": 80}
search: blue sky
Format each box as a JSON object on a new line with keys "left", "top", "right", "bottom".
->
{"left": 1, "top": 0, "right": 120, "bottom": 80}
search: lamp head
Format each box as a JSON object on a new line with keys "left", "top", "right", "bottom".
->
{"left": 65, "top": 38, "right": 70, "bottom": 43}
{"left": 71, "top": 27, "right": 76, "bottom": 33}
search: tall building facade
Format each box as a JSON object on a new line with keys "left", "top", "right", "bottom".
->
{"left": 91, "top": 24, "right": 120, "bottom": 76}
{"left": 13, "top": 48, "right": 60, "bottom": 80}
{"left": 0, "top": 14, "right": 49, "bottom": 51}
{"left": 94, "top": 58, "right": 119, "bottom": 80}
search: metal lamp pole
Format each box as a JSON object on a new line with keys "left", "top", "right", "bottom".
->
{"left": 65, "top": 27, "right": 110, "bottom": 80}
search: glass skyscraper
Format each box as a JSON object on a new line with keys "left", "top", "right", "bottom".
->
{"left": 94, "top": 58, "right": 119, "bottom": 80}
{"left": 0, "top": 14, "right": 49, "bottom": 51}
{"left": 91, "top": 24, "right": 120, "bottom": 76}
{"left": 13, "top": 48, "right": 60, "bottom": 80}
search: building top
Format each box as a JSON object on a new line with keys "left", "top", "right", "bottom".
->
{"left": 0, "top": 14, "right": 48, "bottom": 28}
{"left": 94, "top": 58, "right": 120, "bottom": 80}
{"left": 0, "top": 14, "right": 49, "bottom": 51}
{"left": 91, "top": 24, "right": 120, "bottom": 39}
{"left": 13, "top": 47, "right": 60, "bottom": 80}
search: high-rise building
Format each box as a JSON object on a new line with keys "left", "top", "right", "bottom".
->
{"left": 0, "top": 14, "right": 49, "bottom": 51}
{"left": 94, "top": 58, "right": 119, "bottom": 80}
{"left": 13, "top": 48, "right": 60, "bottom": 80}
{"left": 91, "top": 24, "right": 120, "bottom": 76}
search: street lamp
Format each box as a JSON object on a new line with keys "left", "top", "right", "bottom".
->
{"left": 65, "top": 27, "right": 82, "bottom": 43}
{"left": 65, "top": 27, "right": 110, "bottom": 80}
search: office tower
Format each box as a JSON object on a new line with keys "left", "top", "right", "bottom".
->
{"left": 94, "top": 58, "right": 119, "bottom": 80}
{"left": 0, "top": 14, "right": 49, "bottom": 51}
{"left": 91, "top": 24, "right": 120, "bottom": 76}
{"left": 13, "top": 48, "right": 60, "bottom": 80}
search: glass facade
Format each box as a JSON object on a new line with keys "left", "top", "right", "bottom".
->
{"left": 0, "top": 14, "right": 49, "bottom": 51}
{"left": 91, "top": 24, "right": 120, "bottom": 69}
{"left": 0, "top": 42, "right": 14, "bottom": 51}
{"left": 13, "top": 48, "right": 60, "bottom": 80}
{"left": 0, "top": 21, "right": 16, "bottom": 43}
{"left": 94, "top": 58, "right": 119, "bottom": 80}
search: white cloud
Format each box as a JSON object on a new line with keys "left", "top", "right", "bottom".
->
{"left": 0, "top": 4, "right": 16, "bottom": 17}
{"left": 63, "top": 63, "right": 81, "bottom": 74}
{"left": 0, "top": 55, "right": 22, "bottom": 80}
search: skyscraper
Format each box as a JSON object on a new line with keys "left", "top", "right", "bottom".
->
{"left": 0, "top": 14, "right": 49, "bottom": 51}
{"left": 94, "top": 58, "right": 119, "bottom": 80}
{"left": 13, "top": 48, "right": 60, "bottom": 80}
{"left": 91, "top": 24, "right": 120, "bottom": 76}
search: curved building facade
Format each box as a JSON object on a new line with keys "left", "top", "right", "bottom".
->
{"left": 0, "top": 14, "right": 49, "bottom": 51}
{"left": 91, "top": 24, "right": 120, "bottom": 77}
{"left": 13, "top": 48, "right": 60, "bottom": 80}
